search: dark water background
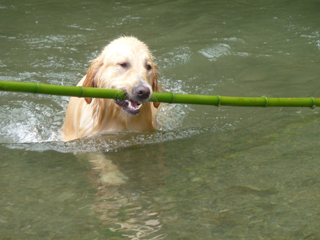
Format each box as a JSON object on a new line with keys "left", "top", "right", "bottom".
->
{"left": 1, "top": 1, "right": 320, "bottom": 239}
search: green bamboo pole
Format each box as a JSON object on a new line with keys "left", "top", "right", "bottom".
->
{"left": 0, "top": 80, "right": 319, "bottom": 108}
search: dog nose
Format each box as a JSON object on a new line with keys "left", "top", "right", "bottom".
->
{"left": 134, "top": 85, "right": 150, "bottom": 100}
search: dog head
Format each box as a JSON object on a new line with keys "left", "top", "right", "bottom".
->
{"left": 82, "top": 36, "right": 160, "bottom": 115}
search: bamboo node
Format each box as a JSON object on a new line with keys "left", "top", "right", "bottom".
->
{"left": 217, "top": 95, "right": 221, "bottom": 107}
{"left": 311, "top": 97, "right": 316, "bottom": 109}
{"left": 171, "top": 92, "right": 175, "bottom": 103}
{"left": 262, "top": 96, "right": 268, "bottom": 107}
{"left": 36, "top": 83, "right": 40, "bottom": 93}
{"left": 80, "top": 87, "right": 85, "bottom": 98}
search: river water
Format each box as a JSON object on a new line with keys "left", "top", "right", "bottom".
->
{"left": 1, "top": 1, "right": 320, "bottom": 239}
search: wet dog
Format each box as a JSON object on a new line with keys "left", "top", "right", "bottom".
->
{"left": 61, "top": 36, "right": 160, "bottom": 142}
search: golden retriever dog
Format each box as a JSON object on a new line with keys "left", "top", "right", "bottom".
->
{"left": 61, "top": 36, "right": 160, "bottom": 142}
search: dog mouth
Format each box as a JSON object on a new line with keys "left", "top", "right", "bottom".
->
{"left": 115, "top": 99, "right": 142, "bottom": 115}
{"left": 114, "top": 87, "right": 151, "bottom": 115}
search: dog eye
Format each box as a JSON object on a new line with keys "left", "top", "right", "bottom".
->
{"left": 146, "top": 64, "right": 152, "bottom": 71}
{"left": 119, "top": 63, "right": 128, "bottom": 68}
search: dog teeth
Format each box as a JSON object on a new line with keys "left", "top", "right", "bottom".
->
{"left": 127, "top": 101, "right": 142, "bottom": 110}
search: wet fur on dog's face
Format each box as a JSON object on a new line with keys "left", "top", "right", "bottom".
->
{"left": 82, "top": 36, "right": 160, "bottom": 115}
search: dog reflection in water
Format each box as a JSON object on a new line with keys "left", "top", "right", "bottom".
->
{"left": 87, "top": 152, "right": 128, "bottom": 185}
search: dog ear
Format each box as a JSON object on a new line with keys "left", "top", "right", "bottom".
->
{"left": 152, "top": 65, "right": 160, "bottom": 108}
{"left": 82, "top": 59, "right": 103, "bottom": 104}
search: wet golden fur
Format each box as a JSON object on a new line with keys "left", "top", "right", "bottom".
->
{"left": 61, "top": 37, "right": 160, "bottom": 142}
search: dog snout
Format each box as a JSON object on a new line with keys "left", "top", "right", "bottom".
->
{"left": 134, "top": 85, "right": 151, "bottom": 101}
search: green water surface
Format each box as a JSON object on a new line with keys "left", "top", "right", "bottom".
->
{"left": 1, "top": 1, "right": 320, "bottom": 239}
